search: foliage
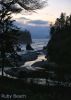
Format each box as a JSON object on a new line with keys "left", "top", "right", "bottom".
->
{"left": 0, "top": 76, "right": 71, "bottom": 100}
{"left": 47, "top": 13, "right": 71, "bottom": 65}
{"left": 0, "top": 0, "right": 46, "bottom": 11}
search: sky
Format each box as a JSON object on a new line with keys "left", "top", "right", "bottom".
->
{"left": 13, "top": 0, "right": 71, "bottom": 23}
{"left": 12, "top": 0, "right": 71, "bottom": 38}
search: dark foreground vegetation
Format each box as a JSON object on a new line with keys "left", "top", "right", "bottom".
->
{"left": 0, "top": 76, "right": 71, "bottom": 100}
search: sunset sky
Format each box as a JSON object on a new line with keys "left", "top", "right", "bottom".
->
{"left": 13, "top": 0, "right": 71, "bottom": 23}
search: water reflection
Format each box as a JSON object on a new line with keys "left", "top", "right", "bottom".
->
{"left": 21, "top": 55, "right": 47, "bottom": 70}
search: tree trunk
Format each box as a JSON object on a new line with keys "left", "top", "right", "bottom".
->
{"left": 1, "top": 52, "right": 5, "bottom": 77}
{"left": 2, "top": 62, "right": 4, "bottom": 76}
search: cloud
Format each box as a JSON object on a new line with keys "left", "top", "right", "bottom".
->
{"left": 28, "top": 20, "right": 49, "bottom": 26}
{"left": 14, "top": 19, "right": 50, "bottom": 39}
{"left": 16, "top": 17, "right": 31, "bottom": 21}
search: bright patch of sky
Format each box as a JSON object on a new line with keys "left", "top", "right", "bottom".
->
{"left": 13, "top": 0, "right": 71, "bottom": 23}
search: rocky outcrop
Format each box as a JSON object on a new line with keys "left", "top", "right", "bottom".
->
{"left": 26, "top": 44, "right": 34, "bottom": 50}
{"left": 21, "top": 52, "right": 38, "bottom": 61}
{"left": 18, "top": 30, "right": 32, "bottom": 44}
{"left": 16, "top": 46, "right": 21, "bottom": 51}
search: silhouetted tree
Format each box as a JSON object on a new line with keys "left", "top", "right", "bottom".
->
{"left": 65, "top": 16, "right": 69, "bottom": 26}
{"left": 0, "top": 1, "right": 19, "bottom": 76}
{"left": 69, "top": 15, "right": 71, "bottom": 26}
{"left": 47, "top": 13, "right": 71, "bottom": 82}
{"left": 59, "top": 13, "right": 66, "bottom": 27}
{"left": 50, "top": 24, "right": 55, "bottom": 36}
{"left": 47, "top": 13, "right": 71, "bottom": 65}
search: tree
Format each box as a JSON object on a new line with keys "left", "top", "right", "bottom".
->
{"left": 50, "top": 24, "right": 55, "bottom": 36}
{"left": 0, "top": 0, "right": 46, "bottom": 11}
{"left": 0, "top": 0, "right": 46, "bottom": 76}
{"left": 47, "top": 13, "right": 71, "bottom": 65}
{"left": 47, "top": 13, "right": 71, "bottom": 82}
{"left": 59, "top": 13, "right": 66, "bottom": 27}
{"left": 69, "top": 15, "right": 71, "bottom": 26}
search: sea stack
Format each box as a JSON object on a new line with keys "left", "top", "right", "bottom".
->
{"left": 26, "top": 44, "right": 34, "bottom": 50}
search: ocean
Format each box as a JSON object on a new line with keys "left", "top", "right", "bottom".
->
{"left": 20, "top": 38, "right": 49, "bottom": 51}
